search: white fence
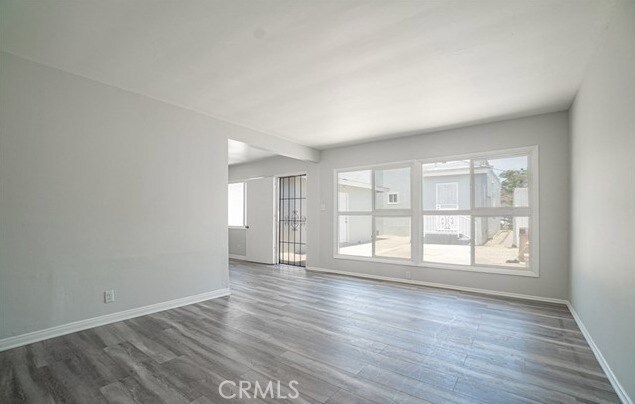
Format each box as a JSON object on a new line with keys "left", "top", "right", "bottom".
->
{"left": 424, "top": 215, "right": 471, "bottom": 237}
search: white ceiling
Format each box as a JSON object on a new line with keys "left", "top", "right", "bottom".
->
{"left": 0, "top": 1, "right": 616, "bottom": 149}
{"left": 228, "top": 139, "right": 277, "bottom": 166}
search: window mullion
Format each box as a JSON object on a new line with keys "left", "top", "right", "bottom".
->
{"left": 412, "top": 161, "right": 422, "bottom": 263}
{"left": 422, "top": 209, "right": 472, "bottom": 216}
{"left": 470, "top": 159, "right": 475, "bottom": 266}
{"left": 371, "top": 169, "right": 376, "bottom": 257}
{"left": 339, "top": 211, "right": 373, "bottom": 215}
{"left": 472, "top": 207, "right": 531, "bottom": 216}
{"left": 372, "top": 210, "right": 412, "bottom": 216}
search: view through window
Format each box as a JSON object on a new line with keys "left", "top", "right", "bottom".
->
{"left": 336, "top": 149, "right": 535, "bottom": 273}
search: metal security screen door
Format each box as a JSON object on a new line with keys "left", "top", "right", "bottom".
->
{"left": 278, "top": 175, "right": 307, "bottom": 266}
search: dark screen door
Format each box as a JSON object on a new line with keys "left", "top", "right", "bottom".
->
{"left": 278, "top": 175, "right": 307, "bottom": 266}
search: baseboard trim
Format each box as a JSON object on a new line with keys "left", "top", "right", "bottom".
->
{"left": 0, "top": 288, "right": 231, "bottom": 352}
{"left": 566, "top": 302, "right": 632, "bottom": 404}
{"left": 307, "top": 266, "right": 567, "bottom": 304}
{"left": 229, "top": 255, "right": 276, "bottom": 265}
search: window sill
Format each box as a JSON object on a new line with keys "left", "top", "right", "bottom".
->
{"left": 229, "top": 226, "right": 248, "bottom": 230}
{"left": 333, "top": 254, "right": 538, "bottom": 277}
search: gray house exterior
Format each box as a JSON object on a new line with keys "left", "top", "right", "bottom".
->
{"left": 421, "top": 162, "right": 501, "bottom": 246}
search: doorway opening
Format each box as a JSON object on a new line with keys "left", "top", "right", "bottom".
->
{"left": 278, "top": 175, "right": 307, "bottom": 267}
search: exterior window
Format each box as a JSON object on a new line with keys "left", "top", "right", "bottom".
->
{"left": 338, "top": 215, "right": 372, "bottom": 257}
{"left": 338, "top": 170, "right": 372, "bottom": 212}
{"left": 474, "top": 156, "right": 528, "bottom": 208}
{"left": 375, "top": 216, "right": 411, "bottom": 259}
{"left": 228, "top": 182, "right": 245, "bottom": 227}
{"left": 435, "top": 183, "right": 458, "bottom": 210}
{"left": 422, "top": 161, "right": 470, "bottom": 210}
{"left": 423, "top": 215, "right": 471, "bottom": 265}
{"left": 334, "top": 146, "right": 537, "bottom": 276}
{"left": 337, "top": 166, "right": 412, "bottom": 260}
{"left": 422, "top": 151, "right": 533, "bottom": 272}
{"left": 474, "top": 216, "right": 529, "bottom": 268}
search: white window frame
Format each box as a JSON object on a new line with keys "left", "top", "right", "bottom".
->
{"left": 228, "top": 181, "right": 247, "bottom": 228}
{"left": 335, "top": 163, "right": 414, "bottom": 262}
{"left": 333, "top": 146, "right": 539, "bottom": 277}
{"left": 387, "top": 192, "right": 399, "bottom": 205}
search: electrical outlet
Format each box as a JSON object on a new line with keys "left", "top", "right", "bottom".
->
{"left": 405, "top": 270, "right": 412, "bottom": 280}
{"left": 104, "top": 289, "right": 115, "bottom": 304}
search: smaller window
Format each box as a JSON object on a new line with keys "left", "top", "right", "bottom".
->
{"left": 228, "top": 182, "right": 246, "bottom": 227}
{"left": 387, "top": 192, "right": 399, "bottom": 204}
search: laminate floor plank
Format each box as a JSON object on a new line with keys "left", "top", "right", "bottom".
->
{"left": 0, "top": 260, "right": 621, "bottom": 403}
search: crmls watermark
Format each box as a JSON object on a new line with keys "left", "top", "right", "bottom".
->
{"left": 218, "top": 380, "right": 299, "bottom": 400}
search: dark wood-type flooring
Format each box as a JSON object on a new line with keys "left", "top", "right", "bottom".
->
{"left": 0, "top": 260, "right": 620, "bottom": 403}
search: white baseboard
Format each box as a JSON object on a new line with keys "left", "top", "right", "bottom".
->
{"left": 566, "top": 303, "right": 632, "bottom": 404}
{"left": 307, "top": 266, "right": 567, "bottom": 304}
{"left": 229, "top": 255, "right": 276, "bottom": 265}
{"left": 0, "top": 288, "right": 231, "bottom": 352}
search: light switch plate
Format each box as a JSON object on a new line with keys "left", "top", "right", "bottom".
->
{"left": 104, "top": 289, "right": 115, "bottom": 303}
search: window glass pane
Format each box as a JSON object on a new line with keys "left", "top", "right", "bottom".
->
{"left": 422, "top": 160, "right": 470, "bottom": 210}
{"left": 228, "top": 183, "right": 245, "bottom": 226}
{"left": 227, "top": 182, "right": 245, "bottom": 226}
{"left": 423, "top": 215, "right": 471, "bottom": 265}
{"left": 474, "top": 216, "right": 529, "bottom": 268}
{"left": 375, "top": 217, "right": 411, "bottom": 259}
{"left": 338, "top": 170, "right": 372, "bottom": 212}
{"left": 474, "top": 155, "right": 528, "bottom": 208}
{"left": 374, "top": 167, "right": 411, "bottom": 209}
{"left": 338, "top": 215, "right": 372, "bottom": 257}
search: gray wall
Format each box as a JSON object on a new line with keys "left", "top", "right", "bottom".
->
{"left": 0, "top": 52, "right": 230, "bottom": 339}
{"left": 570, "top": 0, "right": 635, "bottom": 399}
{"left": 228, "top": 229, "right": 247, "bottom": 256}
{"left": 228, "top": 112, "right": 570, "bottom": 300}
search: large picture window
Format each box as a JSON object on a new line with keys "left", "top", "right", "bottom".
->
{"left": 334, "top": 147, "right": 538, "bottom": 276}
